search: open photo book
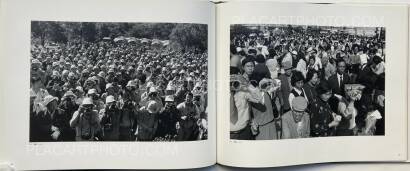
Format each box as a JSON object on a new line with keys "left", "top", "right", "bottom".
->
{"left": 0, "top": 0, "right": 409, "bottom": 170}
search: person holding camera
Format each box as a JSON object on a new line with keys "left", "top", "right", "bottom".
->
{"left": 135, "top": 100, "right": 160, "bottom": 141}
{"left": 63, "top": 72, "right": 80, "bottom": 92}
{"left": 99, "top": 95, "right": 121, "bottom": 141}
{"left": 46, "top": 71, "right": 64, "bottom": 99}
{"left": 156, "top": 95, "right": 180, "bottom": 139}
{"left": 87, "top": 88, "right": 104, "bottom": 113}
{"left": 58, "top": 91, "right": 79, "bottom": 141}
{"left": 251, "top": 78, "right": 281, "bottom": 140}
{"left": 229, "top": 73, "right": 263, "bottom": 140}
{"left": 69, "top": 97, "right": 101, "bottom": 141}
{"left": 118, "top": 81, "right": 139, "bottom": 141}
{"left": 175, "top": 92, "right": 201, "bottom": 141}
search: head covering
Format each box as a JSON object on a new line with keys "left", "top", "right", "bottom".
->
{"left": 76, "top": 86, "right": 84, "bottom": 93}
{"left": 147, "top": 100, "right": 160, "bottom": 113}
{"left": 146, "top": 82, "right": 154, "bottom": 88}
{"left": 43, "top": 95, "right": 58, "bottom": 106}
{"left": 52, "top": 70, "right": 60, "bottom": 77}
{"left": 258, "top": 78, "right": 273, "bottom": 89}
{"left": 87, "top": 88, "right": 98, "bottom": 95}
{"left": 292, "top": 97, "right": 308, "bottom": 112}
{"left": 307, "top": 47, "right": 313, "bottom": 53}
{"left": 108, "top": 68, "right": 115, "bottom": 73}
{"left": 166, "top": 82, "right": 176, "bottom": 91}
{"left": 165, "top": 95, "right": 174, "bottom": 102}
{"left": 62, "top": 70, "right": 69, "bottom": 76}
{"left": 105, "top": 83, "right": 114, "bottom": 90}
{"left": 68, "top": 72, "right": 75, "bottom": 78}
{"left": 31, "top": 59, "right": 41, "bottom": 65}
{"left": 148, "top": 87, "right": 157, "bottom": 94}
{"left": 82, "top": 97, "right": 93, "bottom": 105}
{"left": 98, "top": 71, "right": 106, "bottom": 78}
{"left": 63, "top": 91, "right": 77, "bottom": 98}
{"left": 126, "top": 80, "right": 136, "bottom": 87}
{"left": 52, "top": 62, "right": 59, "bottom": 67}
{"left": 282, "top": 61, "right": 293, "bottom": 70}
{"left": 106, "top": 95, "right": 116, "bottom": 103}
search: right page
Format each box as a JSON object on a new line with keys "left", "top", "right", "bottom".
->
{"left": 217, "top": 1, "right": 408, "bottom": 167}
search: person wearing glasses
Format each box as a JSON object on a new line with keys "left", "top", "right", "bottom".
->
{"left": 281, "top": 96, "right": 310, "bottom": 139}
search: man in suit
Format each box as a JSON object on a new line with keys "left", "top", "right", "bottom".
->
{"left": 327, "top": 59, "right": 350, "bottom": 113}
{"left": 328, "top": 59, "right": 350, "bottom": 97}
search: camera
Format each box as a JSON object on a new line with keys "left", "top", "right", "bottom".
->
{"left": 103, "top": 123, "right": 113, "bottom": 132}
{"left": 230, "top": 81, "right": 240, "bottom": 90}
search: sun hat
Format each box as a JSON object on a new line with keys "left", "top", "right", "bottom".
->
{"left": 292, "top": 97, "right": 308, "bottom": 112}
{"left": 43, "top": 95, "right": 58, "bottom": 106}
{"left": 106, "top": 95, "right": 116, "bottom": 103}
{"left": 165, "top": 95, "right": 174, "bottom": 102}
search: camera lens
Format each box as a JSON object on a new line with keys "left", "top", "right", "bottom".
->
{"left": 230, "top": 81, "right": 240, "bottom": 89}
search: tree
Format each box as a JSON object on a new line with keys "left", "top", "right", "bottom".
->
{"left": 230, "top": 24, "right": 255, "bottom": 38}
{"left": 169, "top": 24, "right": 207, "bottom": 52}
{"left": 31, "top": 21, "right": 50, "bottom": 45}
{"left": 81, "top": 22, "right": 98, "bottom": 42}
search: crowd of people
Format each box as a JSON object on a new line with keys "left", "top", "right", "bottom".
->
{"left": 30, "top": 36, "right": 208, "bottom": 142}
{"left": 230, "top": 26, "right": 385, "bottom": 140}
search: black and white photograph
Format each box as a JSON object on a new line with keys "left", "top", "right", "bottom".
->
{"left": 29, "top": 21, "right": 208, "bottom": 142}
{"left": 230, "top": 24, "right": 385, "bottom": 140}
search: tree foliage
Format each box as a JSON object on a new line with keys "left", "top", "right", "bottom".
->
{"left": 31, "top": 21, "right": 207, "bottom": 51}
{"left": 169, "top": 24, "right": 207, "bottom": 52}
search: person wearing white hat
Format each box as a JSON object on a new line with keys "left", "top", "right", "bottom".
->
{"left": 281, "top": 96, "right": 311, "bottom": 139}
{"left": 156, "top": 95, "right": 179, "bottom": 138}
{"left": 31, "top": 69, "right": 50, "bottom": 114}
{"left": 165, "top": 81, "right": 176, "bottom": 95}
{"left": 136, "top": 100, "right": 160, "bottom": 141}
{"left": 122, "top": 80, "right": 140, "bottom": 106}
{"left": 87, "top": 88, "right": 104, "bottom": 113}
{"left": 99, "top": 95, "right": 121, "bottom": 141}
{"left": 175, "top": 92, "right": 201, "bottom": 141}
{"left": 63, "top": 72, "right": 80, "bottom": 92}
{"left": 101, "top": 83, "right": 120, "bottom": 102}
{"left": 70, "top": 97, "right": 100, "bottom": 141}
{"left": 139, "top": 85, "right": 163, "bottom": 109}
{"left": 31, "top": 95, "right": 68, "bottom": 142}
{"left": 31, "top": 58, "right": 46, "bottom": 85}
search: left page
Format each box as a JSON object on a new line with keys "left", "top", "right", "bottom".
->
{"left": 0, "top": 0, "right": 216, "bottom": 170}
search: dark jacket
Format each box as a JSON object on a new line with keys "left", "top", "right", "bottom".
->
{"left": 30, "top": 108, "right": 68, "bottom": 142}
{"left": 328, "top": 73, "right": 350, "bottom": 96}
